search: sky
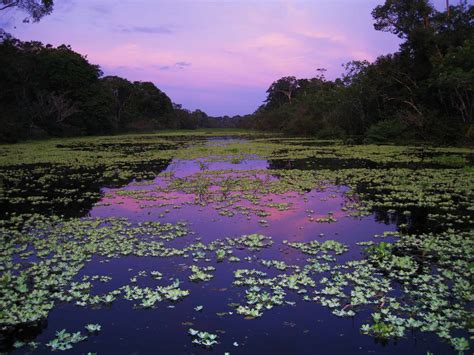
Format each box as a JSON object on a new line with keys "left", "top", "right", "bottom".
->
{"left": 0, "top": 0, "right": 451, "bottom": 116}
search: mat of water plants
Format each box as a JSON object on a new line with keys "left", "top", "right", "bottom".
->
{"left": 1, "top": 131, "right": 473, "bottom": 354}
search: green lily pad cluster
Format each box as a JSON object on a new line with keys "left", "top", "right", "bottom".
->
{"left": 188, "top": 328, "right": 219, "bottom": 347}
{"left": 85, "top": 324, "right": 101, "bottom": 333}
{"left": 236, "top": 234, "right": 273, "bottom": 250}
{"left": 284, "top": 240, "right": 348, "bottom": 256}
{"left": 46, "top": 329, "right": 87, "bottom": 351}
{"left": 189, "top": 265, "right": 215, "bottom": 282}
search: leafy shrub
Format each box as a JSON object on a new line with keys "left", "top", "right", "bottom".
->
{"left": 365, "top": 119, "right": 409, "bottom": 143}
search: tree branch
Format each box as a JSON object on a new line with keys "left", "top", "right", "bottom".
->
{"left": 0, "top": 1, "right": 19, "bottom": 11}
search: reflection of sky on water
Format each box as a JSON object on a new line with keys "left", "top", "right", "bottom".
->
{"left": 162, "top": 158, "right": 269, "bottom": 178}
{"left": 93, "top": 176, "right": 393, "bottom": 263}
{"left": 30, "top": 155, "right": 452, "bottom": 355}
{"left": 94, "top": 156, "right": 393, "bottom": 250}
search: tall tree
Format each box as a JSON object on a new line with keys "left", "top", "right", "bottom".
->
{"left": 128, "top": 81, "right": 174, "bottom": 129}
{"left": 0, "top": 0, "right": 54, "bottom": 22}
{"left": 101, "top": 76, "right": 134, "bottom": 131}
{"left": 371, "top": 0, "right": 434, "bottom": 38}
{"left": 265, "top": 76, "right": 299, "bottom": 108}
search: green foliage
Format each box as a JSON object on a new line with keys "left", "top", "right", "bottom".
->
{"left": 188, "top": 328, "right": 218, "bottom": 347}
{"left": 237, "top": 234, "right": 273, "bottom": 250}
{"left": 365, "top": 119, "right": 410, "bottom": 143}
{"left": 371, "top": 0, "right": 433, "bottom": 39}
{"left": 367, "top": 242, "right": 393, "bottom": 259}
{"left": 46, "top": 329, "right": 87, "bottom": 351}
{"left": 361, "top": 318, "right": 400, "bottom": 339}
{"left": 85, "top": 324, "right": 101, "bottom": 333}
{"left": 432, "top": 154, "right": 468, "bottom": 167}
{"left": 215, "top": 248, "right": 227, "bottom": 261}
{"left": 0, "top": 134, "right": 472, "bottom": 352}
{"left": 240, "top": 1, "right": 473, "bottom": 144}
{"left": 0, "top": 40, "right": 235, "bottom": 143}
{"left": 189, "top": 265, "right": 215, "bottom": 282}
{"left": 0, "top": 40, "right": 111, "bottom": 140}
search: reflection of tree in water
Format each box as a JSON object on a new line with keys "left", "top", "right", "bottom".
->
{"left": 0, "top": 318, "right": 48, "bottom": 352}
{"left": 267, "top": 160, "right": 437, "bottom": 233}
{"left": 0, "top": 159, "right": 171, "bottom": 219}
{"left": 344, "top": 182, "right": 432, "bottom": 233}
{"left": 268, "top": 158, "right": 447, "bottom": 171}
{"left": 268, "top": 158, "right": 379, "bottom": 171}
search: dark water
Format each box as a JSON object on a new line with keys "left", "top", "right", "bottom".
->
{"left": 8, "top": 138, "right": 456, "bottom": 355}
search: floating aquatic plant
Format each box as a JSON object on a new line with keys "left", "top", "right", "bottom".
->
{"left": 0, "top": 133, "right": 472, "bottom": 353}
{"left": 46, "top": 329, "right": 87, "bottom": 351}
{"left": 188, "top": 328, "right": 218, "bottom": 347}
{"left": 85, "top": 324, "right": 101, "bottom": 333}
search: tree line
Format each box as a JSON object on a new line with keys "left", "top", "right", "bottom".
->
{"left": 0, "top": 1, "right": 244, "bottom": 142}
{"left": 239, "top": 0, "right": 473, "bottom": 144}
{"left": 0, "top": 38, "right": 241, "bottom": 142}
{"left": 1, "top": 0, "right": 473, "bottom": 143}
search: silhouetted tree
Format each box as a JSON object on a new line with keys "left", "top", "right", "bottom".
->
{"left": 0, "top": 0, "right": 54, "bottom": 22}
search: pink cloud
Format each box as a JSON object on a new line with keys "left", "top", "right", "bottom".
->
{"left": 5, "top": 0, "right": 403, "bottom": 115}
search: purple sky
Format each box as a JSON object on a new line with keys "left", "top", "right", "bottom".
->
{"left": 0, "top": 0, "right": 450, "bottom": 116}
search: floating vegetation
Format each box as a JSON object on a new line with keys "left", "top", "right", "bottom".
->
{"left": 236, "top": 234, "right": 273, "bottom": 250}
{"left": 235, "top": 286, "right": 286, "bottom": 318}
{"left": 84, "top": 324, "right": 101, "bottom": 333}
{"left": 189, "top": 265, "right": 215, "bottom": 282}
{"left": 46, "top": 329, "right": 87, "bottom": 351}
{"left": 284, "top": 240, "right": 348, "bottom": 256}
{"left": 0, "top": 132, "right": 472, "bottom": 353}
{"left": 122, "top": 279, "right": 189, "bottom": 307}
{"left": 188, "top": 328, "right": 219, "bottom": 347}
